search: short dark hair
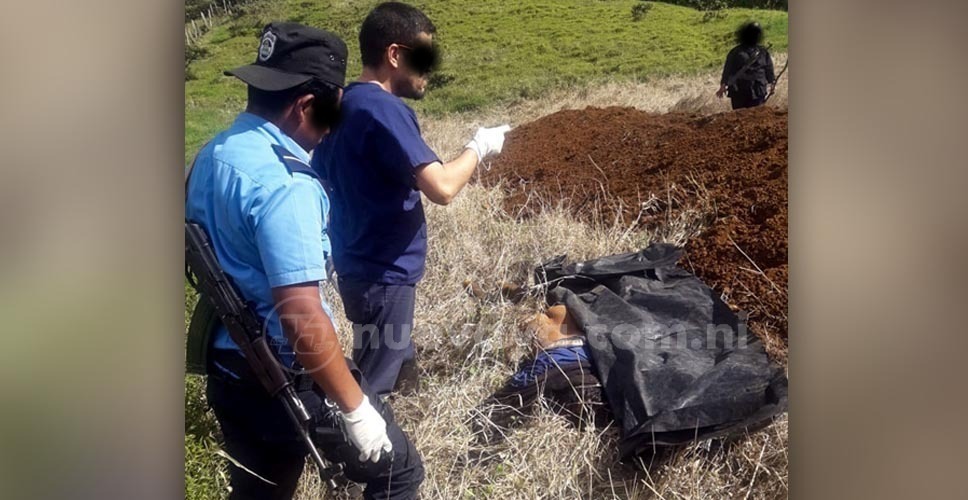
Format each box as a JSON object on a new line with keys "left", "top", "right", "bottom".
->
{"left": 359, "top": 2, "right": 436, "bottom": 68}
{"left": 247, "top": 79, "right": 342, "bottom": 128}
{"left": 736, "top": 21, "right": 764, "bottom": 46}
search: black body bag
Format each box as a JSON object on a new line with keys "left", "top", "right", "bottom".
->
{"left": 536, "top": 243, "right": 788, "bottom": 459}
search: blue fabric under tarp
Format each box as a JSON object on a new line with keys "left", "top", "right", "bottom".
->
{"left": 474, "top": 342, "right": 608, "bottom": 443}
{"left": 510, "top": 345, "right": 590, "bottom": 388}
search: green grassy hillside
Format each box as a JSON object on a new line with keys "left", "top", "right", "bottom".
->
{"left": 185, "top": 0, "right": 787, "bottom": 161}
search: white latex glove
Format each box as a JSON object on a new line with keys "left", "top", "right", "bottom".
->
{"left": 340, "top": 395, "right": 392, "bottom": 463}
{"left": 465, "top": 124, "right": 512, "bottom": 162}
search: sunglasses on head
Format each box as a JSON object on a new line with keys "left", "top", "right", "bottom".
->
{"left": 397, "top": 42, "right": 441, "bottom": 76}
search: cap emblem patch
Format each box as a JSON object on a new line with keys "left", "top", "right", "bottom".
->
{"left": 258, "top": 31, "right": 277, "bottom": 62}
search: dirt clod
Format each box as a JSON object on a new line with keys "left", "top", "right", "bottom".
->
{"left": 481, "top": 106, "right": 788, "bottom": 348}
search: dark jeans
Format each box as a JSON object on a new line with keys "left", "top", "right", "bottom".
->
{"left": 730, "top": 94, "right": 766, "bottom": 110}
{"left": 338, "top": 279, "right": 416, "bottom": 396}
{"left": 205, "top": 350, "right": 424, "bottom": 500}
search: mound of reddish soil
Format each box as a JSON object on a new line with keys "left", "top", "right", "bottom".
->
{"left": 482, "top": 106, "right": 788, "bottom": 347}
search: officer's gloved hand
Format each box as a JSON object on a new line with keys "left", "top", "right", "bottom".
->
{"left": 465, "top": 124, "right": 512, "bottom": 163}
{"left": 340, "top": 395, "right": 392, "bottom": 463}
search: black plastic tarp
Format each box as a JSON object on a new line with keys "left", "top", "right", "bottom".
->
{"left": 536, "top": 243, "right": 788, "bottom": 458}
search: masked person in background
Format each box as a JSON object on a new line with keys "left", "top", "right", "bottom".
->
{"left": 312, "top": 2, "right": 511, "bottom": 397}
{"left": 186, "top": 22, "right": 423, "bottom": 499}
{"left": 716, "top": 21, "right": 776, "bottom": 110}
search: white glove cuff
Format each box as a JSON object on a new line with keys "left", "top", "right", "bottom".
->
{"left": 341, "top": 395, "right": 371, "bottom": 422}
{"left": 464, "top": 139, "right": 483, "bottom": 163}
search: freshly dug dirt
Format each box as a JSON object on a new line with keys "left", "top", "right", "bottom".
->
{"left": 481, "top": 106, "right": 788, "bottom": 347}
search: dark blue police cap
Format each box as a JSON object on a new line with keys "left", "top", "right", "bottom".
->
{"left": 225, "top": 22, "right": 348, "bottom": 91}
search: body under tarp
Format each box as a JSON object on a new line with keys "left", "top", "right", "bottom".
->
{"left": 537, "top": 243, "right": 788, "bottom": 459}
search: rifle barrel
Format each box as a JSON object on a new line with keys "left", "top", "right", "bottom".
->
{"left": 279, "top": 387, "right": 342, "bottom": 488}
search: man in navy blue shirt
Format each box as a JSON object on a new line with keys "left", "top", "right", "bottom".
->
{"left": 187, "top": 22, "right": 423, "bottom": 499}
{"left": 313, "top": 2, "right": 510, "bottom": 396}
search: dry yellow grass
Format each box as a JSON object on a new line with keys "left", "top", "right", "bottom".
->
{"left": 292, "top": 66, "right": 790, "bottom": 499}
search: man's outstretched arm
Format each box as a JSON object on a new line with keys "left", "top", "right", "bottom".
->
{"left": 416, "top": 124, "right": 511, "bottom": 205}
{"left": 415, "top": 149, "right": 478, "bottom": 205}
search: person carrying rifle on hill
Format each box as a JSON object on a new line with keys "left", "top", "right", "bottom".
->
{"left": 185, "top": 22, "right": 423, "bottom": 499}
{"left": 716, "top": 21, "right": 776, "bottom": 110}
{"left": 311, "top": 2, "right": 511, "bottom": 397}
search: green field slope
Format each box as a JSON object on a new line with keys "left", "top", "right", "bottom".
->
{"left": 185, "top": 0, "right": 787, "bottom": 161}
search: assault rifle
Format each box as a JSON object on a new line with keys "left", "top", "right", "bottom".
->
{"left": 726, "top": 43, "right": 772, "bottom": 90}
{"left": 764, "top": 58, "right": 788, "bottom": 103}
{"left": 185, "top": 221, "right": 343, "bottom": 489}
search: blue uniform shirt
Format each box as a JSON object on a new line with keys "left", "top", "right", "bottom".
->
{"left": 312, "top": 82, "right": 440, "bottom": 285}
{"left": 186, "top": 112, "right": 334, "bottom": 368}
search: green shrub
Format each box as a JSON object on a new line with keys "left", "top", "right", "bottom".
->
{"left": 631, "top": 2, "right": 653, "bottom": 21}
{"left": 185, "top": 44, "right": 209, "bottom": 82}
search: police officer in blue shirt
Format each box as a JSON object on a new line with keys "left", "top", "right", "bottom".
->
{"left": 186, "top": 22, "right": 423, "bottom": 499}
{"left": 313, "top": 2, "right": 511, "bottom": 397}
